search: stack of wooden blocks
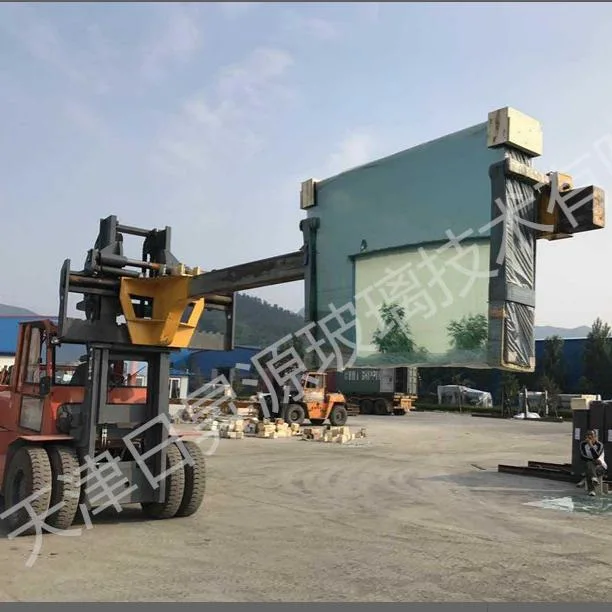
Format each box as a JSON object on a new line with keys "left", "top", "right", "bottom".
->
{"left": 302, "top": 426, "right": 367, "bottom": 444}
{"left": 257, "top": 418, "right": 302, "bottom": 439}
{"left": 198, "top": 417, "right": 367, "bottom": 445}
{"left": 219, "top": 418, "right": 245, "bottom": 439}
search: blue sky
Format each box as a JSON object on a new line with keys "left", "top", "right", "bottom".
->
{"left": 2, "top": 2, "right": 612, "bottom": 328}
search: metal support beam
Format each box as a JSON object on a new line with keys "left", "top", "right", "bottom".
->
{"left": 300, "top": 217, "right": 319, "bottom": 326}
{"left": 299, "top": 217, "right": 320, "bottom": 370}
{"left": 498, "top": 463, "right": 577, "bottom": 483}
{"left": 187, "top": 250, "right": 306, "bottom": 297}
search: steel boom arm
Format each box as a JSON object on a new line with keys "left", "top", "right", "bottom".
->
{"left": 187, "top": 250, "right": 306, "bottom": 297}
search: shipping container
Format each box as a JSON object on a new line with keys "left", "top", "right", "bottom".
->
{"left": 327, "top": 367, "right": 418, "bottom": 415}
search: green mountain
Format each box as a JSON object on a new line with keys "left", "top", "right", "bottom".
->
{"left": 199, "top": 293, "right": 306, "bottom": 348}
{"left": 0, "top": 304, "right": 38, "bottom": 316}
{"left": 534, "top": 325, "right": 590, "bottom": 340}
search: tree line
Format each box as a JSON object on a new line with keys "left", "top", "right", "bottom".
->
{"left": 371, "top": 302, "right": 488, "bottom": 356}
{"left": 198, "top": 293, "right": 305, "bottom": 347}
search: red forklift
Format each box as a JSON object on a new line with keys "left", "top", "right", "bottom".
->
{"left": 0, "top": 215, "right": 315, "bottom": 534}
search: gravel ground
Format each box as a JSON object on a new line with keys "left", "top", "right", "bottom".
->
{"left": 0, "top": 412, "right": 608, "bottom": 602}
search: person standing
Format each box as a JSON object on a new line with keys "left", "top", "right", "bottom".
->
{"left": 577, "top": 430, "right": 607, "bottom": 496}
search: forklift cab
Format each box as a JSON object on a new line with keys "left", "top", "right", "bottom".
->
{"left": 6, "top": 321, "right": 55, "bottom": 432}
{"left": 0, "top": 320, "right": 152, "bottom": 434}
{"left": 301, "top": 372, "right": 326, "bottom": 403}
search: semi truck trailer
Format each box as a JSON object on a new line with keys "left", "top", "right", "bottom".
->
{"left": 327, "top": 367, "right": 418, "bottom": 416}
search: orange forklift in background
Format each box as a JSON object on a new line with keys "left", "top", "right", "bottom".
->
{"left": 257, "top": 370, "right": 348, "bottom": 426}
{"left": 0, "top": 214, "right": 313, "bottom": 535}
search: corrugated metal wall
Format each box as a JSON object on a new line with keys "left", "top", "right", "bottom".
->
{"left": 485, "top": 338, "right": 586, "bottom": 401}
{"left": 534, "top": 337, "right": 586, "bottom": 392}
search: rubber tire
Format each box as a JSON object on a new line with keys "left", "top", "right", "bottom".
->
{"left": 284, "top": 403, "right": 306, "bottom": 425}
{"left": 175, "top": 441, "right": 206, "bottom": 518}
{"left": 310, "top": 419, "right": 325, "bottom": 426}
{"left": 329, "top": 404, "right": 348, "bottom": 426}
{"left": 3, "top": 445, "right": 53, "bottom": 536}
{"left": 47, "top": 445, "right": 81, "bottom": 531}
{"left": 141, "top": 443, "right": 186, "bottom": 520}
{"left": 360, "top": 399, "right": 374, "bottom": 415}
{"left": 374, "top": 398, "right": 389, "bottom": 416}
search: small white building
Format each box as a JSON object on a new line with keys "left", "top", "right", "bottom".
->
{"left": 0, "top": 354, "right": 14, "bottom": 369}
{"left": 126, "top": 366, "right": 190, "bottom": 401}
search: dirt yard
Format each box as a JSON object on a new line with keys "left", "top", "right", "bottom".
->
{"left": 0, "top": 412, "right": 608, "bottom": 602}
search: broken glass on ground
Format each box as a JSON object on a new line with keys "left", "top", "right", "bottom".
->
{"left": 524, "top": 494, "right": 612, "bottom": 515}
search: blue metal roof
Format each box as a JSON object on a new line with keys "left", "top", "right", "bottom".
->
{"left": 169, "top": 349, "right": 191, "bottom": 369}
{"left": 172, "top": 346, "right": 263, "bottom": 378}
{"left": 0, "top": 316, "right": 57, "bottom": 355}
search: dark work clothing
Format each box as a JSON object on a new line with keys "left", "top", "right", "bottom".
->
{"left": 69, "top": 363, "right": 89, "bottom": 386}
{"left": 580, "top": 440, "right": 607, "bottom": 493}
{"left": 580, "top": 440, "right": 606, "bottom": 466}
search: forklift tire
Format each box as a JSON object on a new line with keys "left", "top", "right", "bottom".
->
{"left": 284, "top": 403, "right": 306, "bottom": 425}
{"left": 329, "top": 404, "right": 348, "bottom": 426}
{"left": 47, "top": 445, "right": 81, "bottom": 531}
{"left": 3, "top": 445, "right": 53, "bottom": 536}
{"left": 141, "top": 443, "right": 186, "bottom": 520}
{"left": 175, "top": 441, "right": 206, "bottom": 518}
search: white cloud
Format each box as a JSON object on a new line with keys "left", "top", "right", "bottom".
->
{"left": 152, "top": 47, "right": 294, "bottom": 176}
{"left": 325, "top": 130, "right": 378, "bottom": 176}
{"left": 140, "top": 4, "right": 203, "bottom": 82}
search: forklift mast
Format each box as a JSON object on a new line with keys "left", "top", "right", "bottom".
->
{"left": 53, "top": 216, "right": 315, "bottom": 469}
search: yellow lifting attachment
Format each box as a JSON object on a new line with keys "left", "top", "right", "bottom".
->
{"left": 118, "top": 265, "right": 205, "bottom": 348}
